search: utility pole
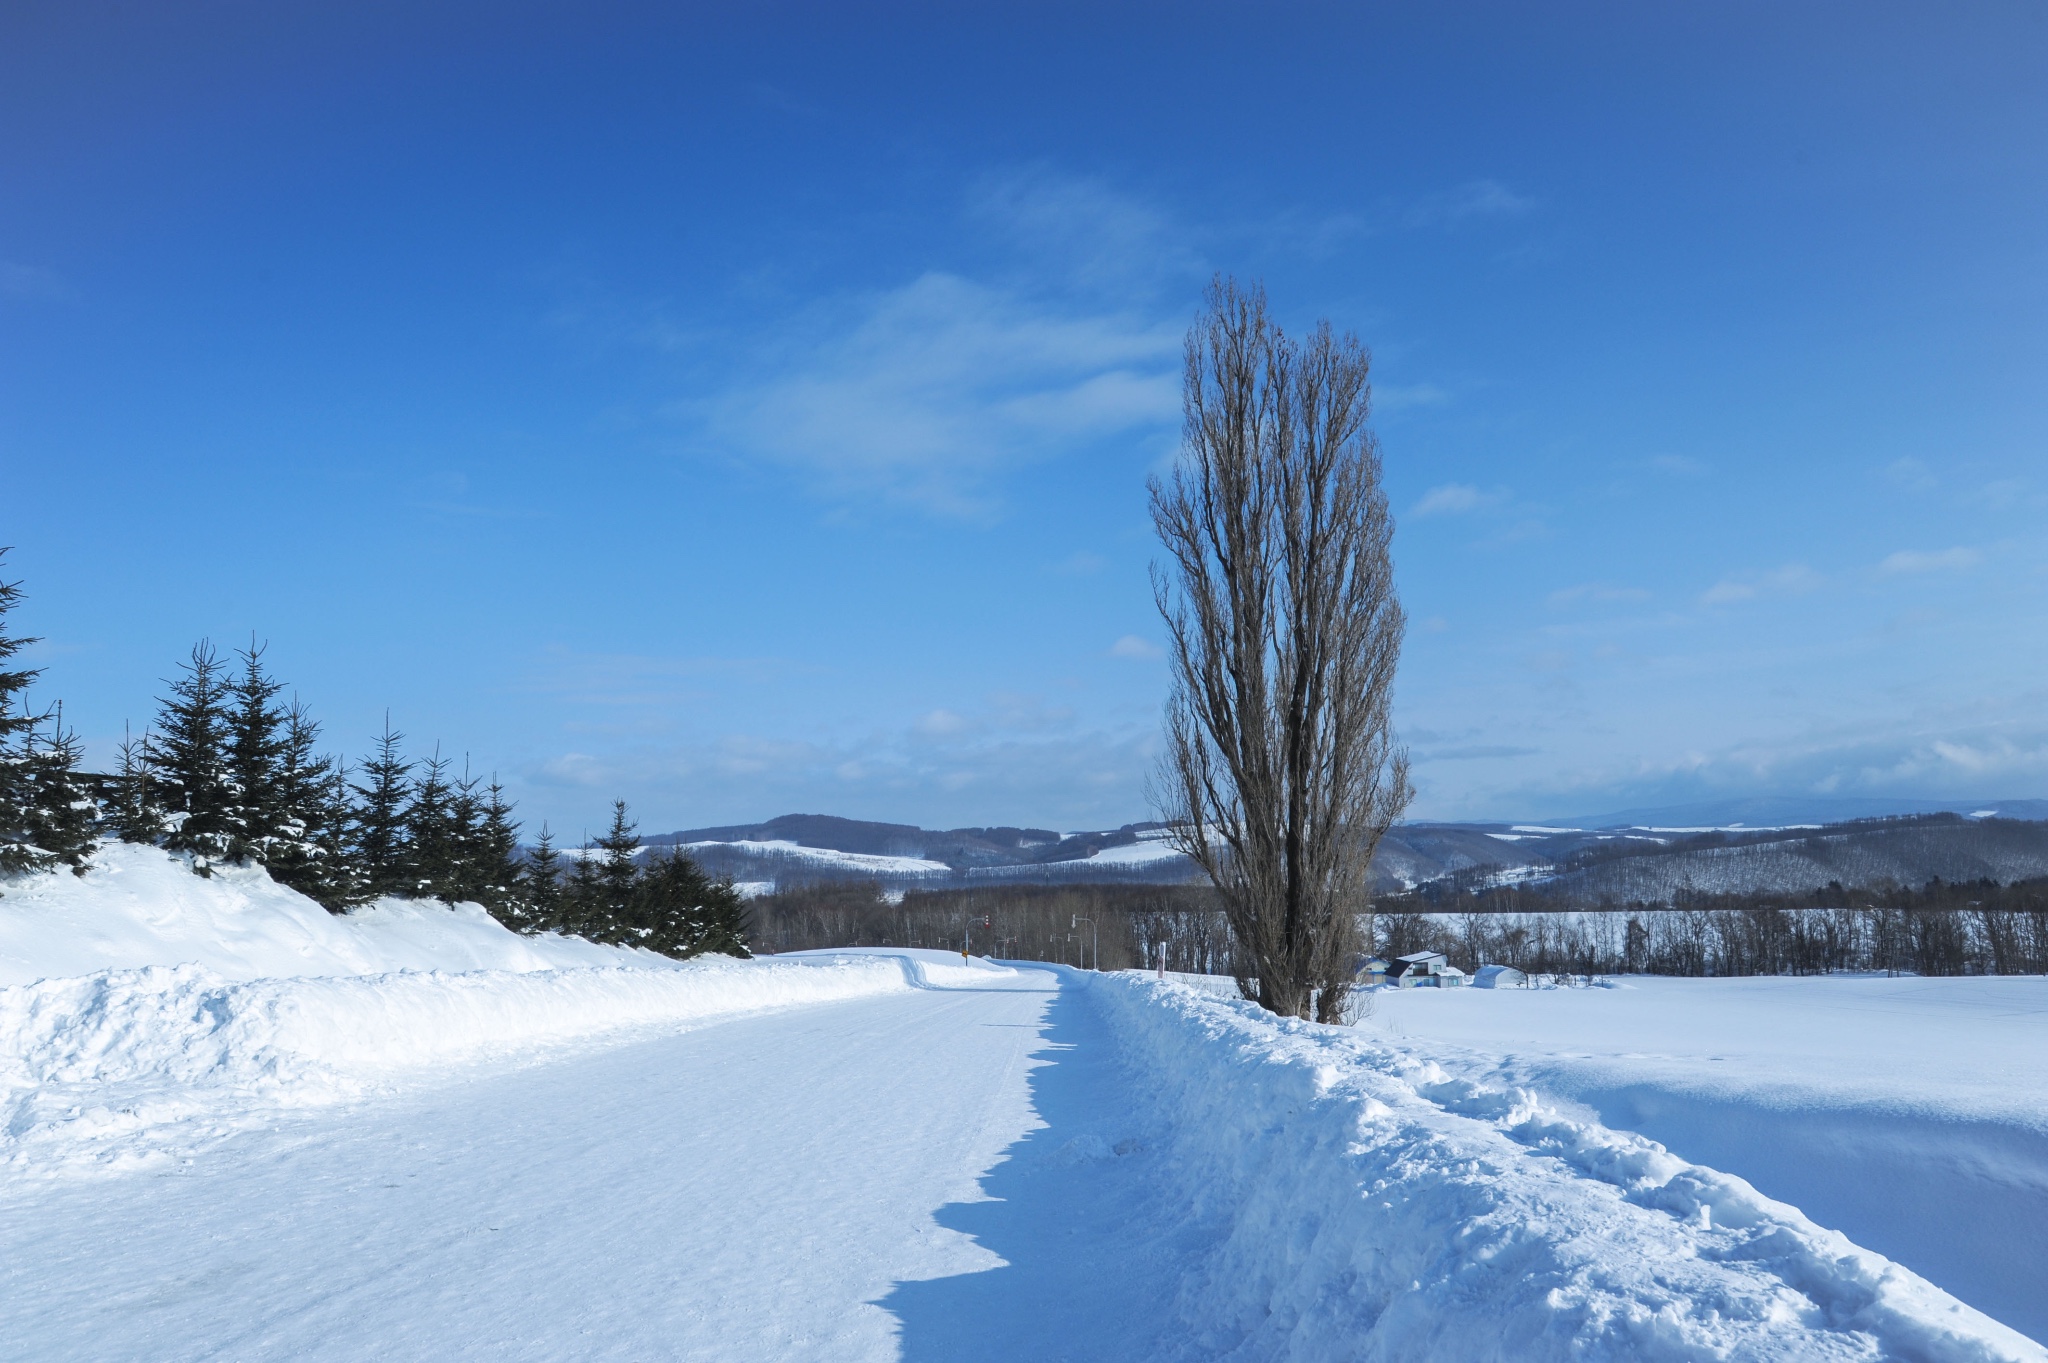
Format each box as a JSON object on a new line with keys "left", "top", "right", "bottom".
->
{"left": 1072, "top": 915, "right": 1097, "bottom": 971}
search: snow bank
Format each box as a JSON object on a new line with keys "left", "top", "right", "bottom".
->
{"left": 1094, "top": 974, "right": 2044, "bottom": 1362}
{"left": 1, "top": 954, "right": 921, "bottom": 1173}
{"left": 0, "top": 843, "right": 656, "bottom": 986}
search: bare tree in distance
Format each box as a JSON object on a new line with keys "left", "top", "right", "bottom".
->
{"left": 1150, "top": 277, "right": 1411, "bottom": 1022}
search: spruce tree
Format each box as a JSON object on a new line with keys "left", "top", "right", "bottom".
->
{"left": 441, "top": 763, "right": 488, "bottom": 905}
{"left": 697, "top": 876, "right": 754, "bottom": 959}
{"left": 586, "top": 800, "right": 641, "bottom": 942}
{"left": 623, "top": 845, "right": 752, "bottom": 959}
{"left": 269, "top": 703, "right": 359, "bottom": 909}
{"left": 350, "top": 718, "right": 412, "bottom": 899}
{"left": 473, "top": 779, "right": 524, "bottom": 925}
{"left": 566, "top": 835, "right": 603, "bottom": 938}
{"left": 523, "top": 822, "right": 563, "bottom": 934}
{"left": 104, "top": 723, "right": 165, "bottom": 846}
{"left": 403, "top": 749, "right": 458, "bottom": 900}
{"left": 225, "top": 640, "right": 288, "bottom": 865}
{"left": 0, "top": 552, "right": 54, "bottom": 875}
{"left": 23, "top": 703, "right": 96, "bottom": 873}
{"left": 152, "top": 642, "right": 237, "bottom": 872}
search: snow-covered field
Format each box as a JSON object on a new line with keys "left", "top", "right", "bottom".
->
{"left": 1365, "top": 975, "right": 2048, "bottom": 1342}
{"left": 1, "top": 850, "right": 2041, "bottom": 1359}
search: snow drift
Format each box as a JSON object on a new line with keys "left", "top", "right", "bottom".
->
{"left": 0, "top": 955, "right": 925, "bottom": 1172}
{"left": 0, "top": 849, "right": 991, "bottom": 1174}
{"left": 0, "top": 842, "right": 656, "bottom": 986}
{"left": 1093, "top": 973, "right": 2044, "bottom": 1363}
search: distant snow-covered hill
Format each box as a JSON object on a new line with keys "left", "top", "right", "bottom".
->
{"left": 644, "top": 808, "right": 2048, "bottom": 901}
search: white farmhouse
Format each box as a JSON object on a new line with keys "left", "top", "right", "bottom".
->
{"left": 1389, "top": 951, "right": 1451, "bottom": 987}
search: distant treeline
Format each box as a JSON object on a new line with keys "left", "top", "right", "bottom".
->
{"left": 751, "top": 881, "right": 1233, "bottom": 973}
{"left": 1374, "top": 877, "right": 2048, "bottom": 977}
{"left": 753, "top": 875, "right": 2048, "bottom": 979}
{"left": 0, "top": 557, "right": 746, "bottom": 959}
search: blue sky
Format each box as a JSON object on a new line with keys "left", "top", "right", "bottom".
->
{"left": 4, "top": 1, "right": 2045, "bottom": 836}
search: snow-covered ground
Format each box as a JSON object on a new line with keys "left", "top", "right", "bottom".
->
{"left": 1, "top": 852, "right": 2041, "bottom": 1358}
{"left": 1366, "top": 975, "right": 2048, "bottom": 1342}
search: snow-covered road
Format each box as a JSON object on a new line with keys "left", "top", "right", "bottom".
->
{"left": 0, "top": 960, "right": 1183, "bottom": 1361}
{"left": 5, "top": 955, "right": 2042, "bottom": 1362}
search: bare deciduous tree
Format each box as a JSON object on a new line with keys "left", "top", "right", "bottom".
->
{"left": 1151, "top": 278, "right": 1410, "bottom": 1022}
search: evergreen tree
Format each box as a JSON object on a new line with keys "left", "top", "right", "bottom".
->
{"left": 697, "top": 876, "right": 754, "bottom": 959}
{"left": 225, "top": 640, "right": 288, "bottom": 865}
{"left": 566, "top": 836, "right": 603, "bottom": 938}
{"left": 585, "top": 799, "right": 641, "bottom": 941}
{"left": 522, "top": 822, "right": 563, "bottom": 934}
{"left": 402, "top": 749, "right": 458, "bottom": 900}
{"left": 630, "top": 846, "right": 751, "bottom": 958}
{"left": 0, "top": 552, "right": 54, "bottom": 875}
{"left": 103, "top": 722, "right": 165, "bottom": 846}
{"left": 23, "top": 703, "right": 96, "bottom": 873}
{"left": 441, "top": 763, "right": 488, "bottom": 905}
{"left": 269, "top": 703, "right": 359, "bottom": 909}
{"left": 152, "top": 642, "right": 237, "bottom": 871}
{"left": 472, "top": 779, "right": 524, "bottom": 925}
{"left": 350, "top": 718, "right": 412, "bottom": 899}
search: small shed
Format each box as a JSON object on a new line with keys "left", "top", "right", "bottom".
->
{"left": 1353, "top": 955, "right": 1391, "bottom": 987}
{"left": 1473, "top": 964, "right": 1527, "bottom": 989}
{"left": 1438, "top": 965, "right": 1469, "bottom": 988}
{"left": 1390, "top": 950, "right": 1450, "bottom": 987}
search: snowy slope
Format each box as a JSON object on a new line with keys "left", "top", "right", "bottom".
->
{"left": 683, "top": 838, "right": 954, "bottom": 877}
{"left": 0, "top": 843, "right": 654, "bottom": 986}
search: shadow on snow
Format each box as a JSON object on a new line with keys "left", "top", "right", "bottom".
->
{"left": 881, "top": 972, "right": 1207, "bottom": 1362}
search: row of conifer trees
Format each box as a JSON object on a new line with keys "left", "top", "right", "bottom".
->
{"left": 0, "top": 553, "right": 748, "bottom": 959}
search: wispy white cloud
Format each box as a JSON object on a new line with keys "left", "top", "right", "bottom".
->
{"left": 1403, "top": 179, "right": 1535, "bottom": 228}
{"left": 1373, "top": 382, "right": 1450, "bottom": 412}
{"left": 968, "top": 167, "right": 1203, "bottom": 293}
{"left": 1047, "top": 550, "right": 1107, "bottom": 576}
{"left": 1883, "top": 457, "right": 1937, "bottom": 491}
{"left": 1878, "top": 547, "right": 1981, "bottom": 575}
{"left": 0, "top": 260, "right": 68, "bottom": 301}
{"left": 1407, "top": 684, "right": 2048, "bottom": 824}
{"left": 1109, "top": 635, "right": 1162, "bottom": 660}
{"left": 1699, "top": 563, "right": 1822, "bottom": 606}
{"left": 1412, "top": 482, "right": 1494, "bottom": 517}
{"left": 697, "top": 271, "right": 1180, "bottom": 516}
{"left": 1549, "top": 583, "right": 1651, "bottom": 607}
{"left": 526, "top": 692, "right": 1156, "bottom": 830}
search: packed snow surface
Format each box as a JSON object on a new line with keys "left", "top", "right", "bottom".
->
{"left": 0, "top": 855, "right": 2040, "bottom": 1358}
